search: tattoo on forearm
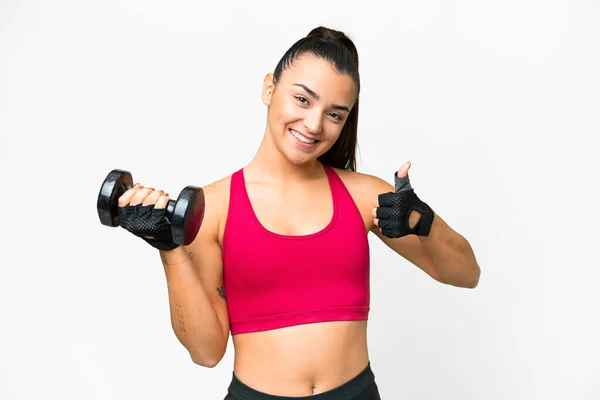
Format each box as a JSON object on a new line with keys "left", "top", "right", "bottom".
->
{"left": 175, "top": 303, "right": 186, "bottom": 333}
{"left": 217, "top": 286, "right": 226, "bottom": 300}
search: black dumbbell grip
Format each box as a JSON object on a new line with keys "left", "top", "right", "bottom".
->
{"left": 165, "top": 200, "right": 176, "bottom": 222}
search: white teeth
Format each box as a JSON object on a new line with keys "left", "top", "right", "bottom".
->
{"left": 291, "top": 129, "right": 316, "bottom": 144}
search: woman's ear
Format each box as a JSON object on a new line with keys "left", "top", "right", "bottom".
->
{"left": 262, "top": 73, "right": 275, "bottom": 106}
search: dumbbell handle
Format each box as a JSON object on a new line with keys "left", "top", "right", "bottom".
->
{"left": 124, "top": 186, "right": 177, "bottom": 219}
{"left": 134, "top": 194, "right": 178, "bottom": 223}
{"left": 165, "top": 200, "right": 176, "bottom": 221}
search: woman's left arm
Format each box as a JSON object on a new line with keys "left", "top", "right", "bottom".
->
{"left": 364, "top": 163, "right": 481, "bottom": 289}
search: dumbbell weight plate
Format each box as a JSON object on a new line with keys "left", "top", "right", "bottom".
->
{"left": 97, "top": 169, "right": 133, "bottom": 227}
{"left": 168, "top": 186, "right": 205, "bottom": 245}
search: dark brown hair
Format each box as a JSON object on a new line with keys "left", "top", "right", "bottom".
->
{"left": 272, "top": 26, "right": 360, "bottom": 171}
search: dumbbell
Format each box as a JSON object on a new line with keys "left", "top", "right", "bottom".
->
{"left": 97, "top": 169, "right": 205, "bottom": 246}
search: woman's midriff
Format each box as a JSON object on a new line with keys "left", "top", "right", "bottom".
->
{"left": 231, "top": 320, "right": 370, "bottom": 397}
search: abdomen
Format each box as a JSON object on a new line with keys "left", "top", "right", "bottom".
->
{"left": 231, "top": 320, "right": 370, "bottom": 396}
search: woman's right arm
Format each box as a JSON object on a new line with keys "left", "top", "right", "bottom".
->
{"left": 159, "top": 182, "right": 230, "bottom": 368}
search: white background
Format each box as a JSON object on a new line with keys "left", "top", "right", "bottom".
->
{"left": 1, "top": 0, "right": 598, "bottom": 399}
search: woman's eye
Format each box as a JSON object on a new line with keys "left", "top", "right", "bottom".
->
{"left": 295, "top": 96, "right": 308, "bottom": 104}
{"left": 329, "top": 113, "right": 342, "bottom": 120}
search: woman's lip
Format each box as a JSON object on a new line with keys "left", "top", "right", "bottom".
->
{"left": 289, "top": 129, "right": 318, "bottom": 142}
{"left": 289, "top": 128, "right": 318, "bottom": 148}
{"left": 290, "top": 129, "right": 317, "bottom": 141}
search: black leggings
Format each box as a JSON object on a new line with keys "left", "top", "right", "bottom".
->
{"left": 223, "top": 362, "right": 381, "bottom": 400}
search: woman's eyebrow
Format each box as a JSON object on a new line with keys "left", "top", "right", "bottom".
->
{"left": 293, "top": 83, "right": 350, "bottom": 112}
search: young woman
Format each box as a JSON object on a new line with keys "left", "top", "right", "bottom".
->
{"left": 116, "top": 26, "right": 480, "bottom": 400}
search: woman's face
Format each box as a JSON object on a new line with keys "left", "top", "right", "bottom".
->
{"left": 262, "top": 53, "right": 358, "bottom": 165}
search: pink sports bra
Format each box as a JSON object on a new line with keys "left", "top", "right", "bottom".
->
{"left": 222, "top": 164, "right": 370, "bottom": 335}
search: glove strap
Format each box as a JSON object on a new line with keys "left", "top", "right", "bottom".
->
{"left": 408, "top": 200, "right": 434, "bottom": 236}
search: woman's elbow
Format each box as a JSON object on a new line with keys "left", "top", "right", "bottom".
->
{"left": 188, "top": 340, "right": 227, "bottom": 368}
{"left": 462, "top": 264, "right": 481, "bottom": 288}
{"left": 442, "top": 264, "right": 480, "bottom": 288}
{"left": 190, "top": 351, "right": 223, "bottom": 368}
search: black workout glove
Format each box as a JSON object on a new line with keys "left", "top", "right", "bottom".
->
{"left": 117, "top": 204, "right": 179, "bottom": 251}
{"left": 376, "top": 171, "right": 434, "bottom": 238}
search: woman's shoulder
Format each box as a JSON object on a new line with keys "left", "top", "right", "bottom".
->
{"left": 202, "top": 174, "right": 233, "bottom": 210}
{"left": 200, "top": 166, "right": 248, "bottom": 217}
{"left": 327, "top": 166, "right": 395, "bottom": 216}
{"left": 329, "top": 166, "right": 392, "bottom": 194}
{"left": 194, "top": 173, "right": 235, "bottom": 246}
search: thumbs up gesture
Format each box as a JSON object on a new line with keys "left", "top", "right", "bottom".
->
{"left": 373, "top": 162, "right": 434, "bottom": 238}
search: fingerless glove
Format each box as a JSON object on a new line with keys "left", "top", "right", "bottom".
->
{"left": 376, "top": 172, "right": 434, "bottom": 238}
{"left": 117, "top": 204, "right": 179, "bottom": 251}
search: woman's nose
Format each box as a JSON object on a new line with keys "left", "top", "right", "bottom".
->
{"left": 303, "top": 112, "right": 322, "bottom": 134}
